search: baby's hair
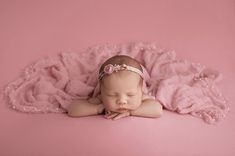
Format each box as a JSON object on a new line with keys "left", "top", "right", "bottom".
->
{"left": 99, "top": 55, "right": 143, "bottom": 74}
{"left": 99, "top": 55, "right": 143, "bottom": 86}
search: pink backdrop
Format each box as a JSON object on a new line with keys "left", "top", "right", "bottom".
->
{"left": 0, "top": 0, "right": 235, "bottom": 156}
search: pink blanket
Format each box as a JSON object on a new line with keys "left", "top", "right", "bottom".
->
{"left": 3, "top": 42, "right": 229, "bottom": 124}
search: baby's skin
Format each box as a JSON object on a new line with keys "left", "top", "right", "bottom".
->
{"left": 67, "top": 70, "right": 163, "bottom": 120}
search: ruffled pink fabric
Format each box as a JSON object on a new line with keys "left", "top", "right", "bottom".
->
{"left": 3, "top": 42, "right": 229, "bottom": 124}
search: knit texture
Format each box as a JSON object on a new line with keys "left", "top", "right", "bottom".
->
{"left": 3, "top": 42, "right": 229, "bottom": 124}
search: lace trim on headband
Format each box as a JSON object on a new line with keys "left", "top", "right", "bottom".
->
{"left": 98, "top": 64, "right": 144, "bottom": 80}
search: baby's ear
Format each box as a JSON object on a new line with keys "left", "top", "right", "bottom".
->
{"left": 202, "top": 68, "right": 223, "bottom": 82}
{"left": 139, "top": 78, "right": 143, "bottom": 86}
{"left": 141, "top": 79, "right": 149, "bottom": 94}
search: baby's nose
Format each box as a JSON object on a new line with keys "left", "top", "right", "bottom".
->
{"left": 117, "top": 97, "right": 127, "bottom": 105}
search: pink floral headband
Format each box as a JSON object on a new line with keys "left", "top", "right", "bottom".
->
{"left": 99, "top": 64, "right": 144, "bottom": 80}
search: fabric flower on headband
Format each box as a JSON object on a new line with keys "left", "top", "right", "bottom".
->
{"left": 98, "top": 64, "right": 144, "bottom": 80}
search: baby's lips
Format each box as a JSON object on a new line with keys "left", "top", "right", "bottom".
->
{"left": 118, "top": 105, "right": 130, "bottom": 111}
{"left": 119, "top": 105, "right": 126, "bottom": 109}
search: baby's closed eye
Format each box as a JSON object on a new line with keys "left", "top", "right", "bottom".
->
{"left": 107, "top": 94, "right": 116, "bottom": 97}
{"left": 127, "top": 92, "right": 138, "bottom": 97}
{"left": 106, "top": 93, "right": 136, "bottom": 97}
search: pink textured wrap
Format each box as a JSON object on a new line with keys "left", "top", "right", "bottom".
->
{"left": 3, "top": 42, "right": 229, "bottom": 124}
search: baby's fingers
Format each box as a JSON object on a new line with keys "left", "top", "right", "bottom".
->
{"left": 113, "top": 112, "right": 130, "bottom": 120}
{"left": 104, "top": 112, "right": 119, "bottom": 119}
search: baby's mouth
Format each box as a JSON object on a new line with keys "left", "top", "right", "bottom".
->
{"left": 117, "top": 108, "right": 128, "bottom": 113}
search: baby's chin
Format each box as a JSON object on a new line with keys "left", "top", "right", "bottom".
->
{"left": 106, "top": 108, "right": 130, "bottom": 113}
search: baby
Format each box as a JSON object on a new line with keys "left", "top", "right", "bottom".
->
{"left": 67, "top": 55, "right": 163, "bottom": 120}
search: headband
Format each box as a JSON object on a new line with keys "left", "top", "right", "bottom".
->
{"left": 98, "top": 64, "right": 144, "bottom": 80}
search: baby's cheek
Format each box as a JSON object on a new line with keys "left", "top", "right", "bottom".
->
{"left": 131, "top": 97, "right": 142, "bottom": 109}
{"left": 102, "top": 98, "right": 115, "bottom": 110}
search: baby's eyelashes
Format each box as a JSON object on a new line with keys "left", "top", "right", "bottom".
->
{"left": 106, "top": 93, "right": 136, "bottom": 97}
{"left": 127, "top": 94, "right": 136, "bottom": 97}
{"left": 107, "top": 94, "right": 116, "bottom": 97}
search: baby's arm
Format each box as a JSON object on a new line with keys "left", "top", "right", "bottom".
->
{"left": 67, "top": 97, "right": 104, "bottom": 117}
{"left": 130, "top": 99, "right": 163, "bottom": 118}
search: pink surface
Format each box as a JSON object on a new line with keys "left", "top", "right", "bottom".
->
{"left": 0, "top": 0, "right": 235, "bottom": 156}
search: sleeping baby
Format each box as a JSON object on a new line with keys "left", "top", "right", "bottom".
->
{"left": 67, "top": 55, "right": 163, "bottom": 120}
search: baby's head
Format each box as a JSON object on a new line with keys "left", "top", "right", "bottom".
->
{"left": 99, "top": 55, "right": 144, "bottom": 113}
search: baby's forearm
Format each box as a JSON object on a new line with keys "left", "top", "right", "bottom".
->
{"left": 130, "top": 99, "right": 163, "bottom": 118}
{"left": 67, "top": 99, "right": 104, "bottom": 117}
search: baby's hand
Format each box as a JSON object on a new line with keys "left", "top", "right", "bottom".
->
{"left": 104, "top": 110, "right": 130, "bottom": 120}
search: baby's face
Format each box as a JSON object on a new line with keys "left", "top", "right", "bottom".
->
{"left": 100, "top": 71, "right": 143, "bottom": 113}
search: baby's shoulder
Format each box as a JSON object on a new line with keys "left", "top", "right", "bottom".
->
{"left": 142, "top": 93, "right": 155, "bottom": 101}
